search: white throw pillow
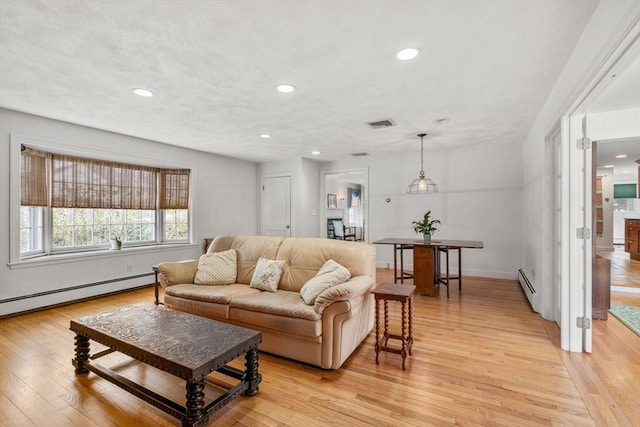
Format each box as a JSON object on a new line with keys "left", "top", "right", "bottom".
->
{"left": 249, "top": 257, "right": 286, "bottom": 292}
{"left": 194, "top": 249, "right": 237, "bottom": 285}
{"left": 300, "top": 259, "right": 351, "bottom": 305}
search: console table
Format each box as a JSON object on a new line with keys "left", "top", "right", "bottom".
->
{"left": 373, "top": 238, "right": 484, "bottom": 296}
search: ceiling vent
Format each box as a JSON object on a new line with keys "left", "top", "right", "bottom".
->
{"left": 351, "top": 152, "right": 369, "bottom": 157}
{"left": 367, "top": 119, "right": 395, "bottom": 129}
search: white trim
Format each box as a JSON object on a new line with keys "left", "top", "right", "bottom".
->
{"left": 611, "top": 286, "right": 640, "bottom": 294}
{"left": 543, "top": 122, "right": 562, "bottom": 325}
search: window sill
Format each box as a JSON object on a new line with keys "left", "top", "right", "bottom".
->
{"left": 8, "top": 243, "right": 199, "bottom": 270}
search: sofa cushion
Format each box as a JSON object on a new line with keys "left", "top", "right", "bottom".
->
{"left": 300, "top": 259, "right": 351, "bottom": 305}
{"left": 230, "top": 290, "right": 321, "bottom": 321}
{"left": 231, "top": 291, "right": 322, "bottom": 338}
{"left": 194, "top": 249, "right": 237, "bottom": 285}
{"left": 250, "top": 257, "right": 286, "bottom": 292}
{"left": 165, "top": 283, "right": 260, "bottom": 304}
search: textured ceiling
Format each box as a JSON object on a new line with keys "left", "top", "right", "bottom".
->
{"left": 0, "top": 0, "right": 602, "bottom": 163}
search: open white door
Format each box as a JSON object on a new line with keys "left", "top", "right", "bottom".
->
{"left": 566, "top": 114, "right": 592, "bottom": 353}
{"left": 261, "top": 175, "right": 291, "bottom": 237}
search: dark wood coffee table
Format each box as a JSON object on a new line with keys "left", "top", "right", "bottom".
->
{"left": 70, "top": 303, "right": 262, "bottom": 427}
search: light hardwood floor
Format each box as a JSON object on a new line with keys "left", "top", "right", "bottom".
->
{"left": 597, "top": 245, "right": 640, "bottom": 289}
{"left": 1, "top": 270, "right": 638, "bottom": 426}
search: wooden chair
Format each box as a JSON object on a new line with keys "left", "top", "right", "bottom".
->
{"left": 332, "top": 220, "right": 356, "bottom": 241}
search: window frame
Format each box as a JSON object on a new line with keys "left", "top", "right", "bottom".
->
{"left": 9, "top": 134, "right": 196, "bottom": 267}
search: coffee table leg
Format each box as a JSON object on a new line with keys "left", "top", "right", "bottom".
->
{"left": 244, "top": 348, "right": 261, "bottom": 396}
{"left": 185, "top": 379, "right": 206, "bottom": 426}
{"left": 73, "top": 334, "right": 90, "bottom": 375}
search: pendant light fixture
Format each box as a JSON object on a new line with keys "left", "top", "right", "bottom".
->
{"left": 407, "top": 133, "right": 438, "bottom": 194}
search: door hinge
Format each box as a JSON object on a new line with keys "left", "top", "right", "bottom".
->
{"left": 576, "top": 227, "right": 591, "bottom": 239}
{"left": 576, "top": 137, "right": 591, "bottom": 150}
{"left": 576, "top": 317, "right": 591, "bottom": 329}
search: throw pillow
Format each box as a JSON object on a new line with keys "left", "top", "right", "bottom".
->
{"left": 249, "top": 257, "right": 286, "bottom": 292}
{"left": 194, "top": 249, "right": 237, "bottom": 285}
{"left": 300, "top": 259, "right": 351, "bottom": 305}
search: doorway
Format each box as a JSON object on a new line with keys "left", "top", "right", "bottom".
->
{"left": 320, "top": 168, "right": 368, "bottom": 242}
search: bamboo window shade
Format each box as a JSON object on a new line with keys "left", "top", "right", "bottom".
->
{"left": 159, "top": 169, "right": 190, "bottom": 209}
{"left": 20, "top": 145, "right": 190, "bottom": 210}
{"left": 51, "top": 154, "right": 158, "bottom": 209}
{"left": 21, "top": 146, "right": 50, "bottom": 207}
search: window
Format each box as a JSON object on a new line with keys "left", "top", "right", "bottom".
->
{"left": 51, "top": 208, "right": 156, "bottom": 249}
{"left": 19, "top": 145, "right": 190, "bottom": 257}
{"left": 20, "top": 206, "right": 43, "bottom": 254}
{"left": 164, "top": 209, "right": 189, "bottom": 240}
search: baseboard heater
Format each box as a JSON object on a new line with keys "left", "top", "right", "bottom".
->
{"left": 518, "top": 268, "right": 540, "bottom": 313}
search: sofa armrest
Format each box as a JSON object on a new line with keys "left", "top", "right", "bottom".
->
{"left": 157, "top": 260, "right": 198, "bottom": 288}
{"left": 314, "top": 275, "right": 374, "bottom": 314}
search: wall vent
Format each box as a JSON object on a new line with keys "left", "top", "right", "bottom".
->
{"left": 518, "top": 268, "right": 540, "bottom": 313}
{"left": 367, "top": 119, "right": 395, "bottom": 129}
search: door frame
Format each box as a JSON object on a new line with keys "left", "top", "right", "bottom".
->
{"left": 558, "top": 14, "right": 640, "bottom": 352}
{"left": 319, "top": 167, "right": 369, "bottom": 242}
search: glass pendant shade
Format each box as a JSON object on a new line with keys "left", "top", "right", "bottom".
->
{"left": 407, "top": 172, "right": 438, "bottom": 193}
{"left": 407, "top": 133, "right": 438, "bottom": 194}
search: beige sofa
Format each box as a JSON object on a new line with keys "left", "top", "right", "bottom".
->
{"left": 157, "top": 235, "right": 376, "bottom": 369}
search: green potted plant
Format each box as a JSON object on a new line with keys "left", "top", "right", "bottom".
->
{"left": 412, "top": 211, "right": 440, "bottom": 242}
{"left": 110, "top": 227, "right": 124, "bottom": 250}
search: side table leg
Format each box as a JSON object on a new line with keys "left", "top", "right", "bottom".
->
{"left": 408, "top": 295, "right": 413, "bottom": 356}
{"left": 184, "top": 379, "right": 206, "bottom": 427}
{"left": 401, "top": 300, "right": 407, "bottom": 370}
{"left": 244, "top": 348, "right": 261, "bottom": 396}
{"left": 73, "top": 334, "right": 90, "bottom": 374}
{"left": 375, "top": 298, "right": 380, "bottom": 364}
{"left": 383, "top": 300, "right": 389, "bottom": 344}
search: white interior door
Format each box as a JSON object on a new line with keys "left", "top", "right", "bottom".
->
{"left": 261, "top": 175, "right": 291, "bottom": 237}
{"left": 566, "top": 114, "right": 592, "bottom": 353}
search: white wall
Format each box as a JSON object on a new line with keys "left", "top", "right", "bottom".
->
{"left": 327, "top": 141, "right": 523, "bottom": 279}
{"left": 522, "top": 1, "right": 640, "bottom": 320}
{"left": 588, "top": 108, "right": 640, "bottom": 140}
{"left": 0, "top": 108, "right": 257, "bottom": 316}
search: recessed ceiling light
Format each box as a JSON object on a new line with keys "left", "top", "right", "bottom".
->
{"left": 311, "top": 151, "right": 320, "bottom": 155}
{"left": 259, "top": 134, "right": 272, "bottom": 139}
{"left": 615, "top": 154, "right": 627, "bottom": 158}
{"left": 132, "top": 88, "right": 154, "bottom": 97}
{"left": 604, "top": 165, "right": 614, "bottom": 168}
{"left": 396, "top": 48, "right": 420, "bottom": 61}
{"left": 276, "top": 84, "right": 296, "bottom": 93}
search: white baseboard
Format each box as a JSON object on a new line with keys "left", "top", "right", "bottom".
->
{"left": 373, "top": 263, "right": 516, "bottom": 281}
{"left": 611, "top": 286, "right": 640, "bottom": 294}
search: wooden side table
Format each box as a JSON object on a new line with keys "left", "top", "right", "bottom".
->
{"left": 372, "top": 283, "right": 415, "bottom": 370}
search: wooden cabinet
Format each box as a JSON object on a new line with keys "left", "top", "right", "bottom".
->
{"left": 625, "top": 218, "right": 640, "bottom": 261}
{"left": 413, "top": 246, "right": 436, "bottom": 296}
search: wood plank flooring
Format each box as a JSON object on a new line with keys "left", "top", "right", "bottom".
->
{"left": 1, "top": 270, "right": 638, "bottom": 426}
{"left": 597, "top": 245, "right": 640, "bottom": 289}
